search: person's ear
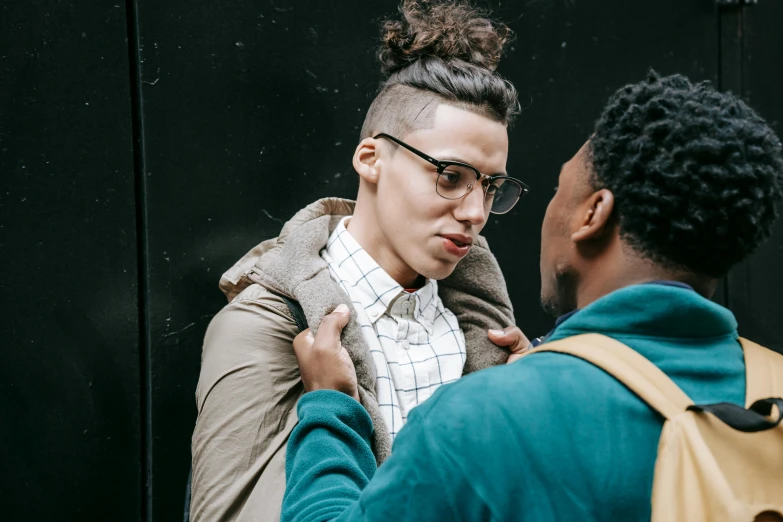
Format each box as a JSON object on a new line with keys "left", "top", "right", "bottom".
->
{"left": 353, "top": 137, "right": 382, "bottom": 184}
{"left": 571, "top": 189, "right": 615, "bottom": 243}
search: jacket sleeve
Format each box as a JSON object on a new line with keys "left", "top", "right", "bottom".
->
{"left": 191, "top": 285, "right": 303, "bottom": 522}
{"left": 282, "top": 390, "right": 480, "bottom": 522}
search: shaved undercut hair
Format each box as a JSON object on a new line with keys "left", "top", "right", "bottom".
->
{"left": 361, "top": 0, "right": 519, "bottom": 142}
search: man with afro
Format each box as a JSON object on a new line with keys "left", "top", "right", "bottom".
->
{"left": 283, "top": 71, "right": 783, "bottom": 521}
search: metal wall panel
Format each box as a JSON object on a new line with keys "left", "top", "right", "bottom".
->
{"left": 0, "top": 1, "right": 141, "bottom": 520}
{"left": 727, "top": 1, "right": 783, "bottom": 353}
{"left": 132, "top": 1, "right": 399, "bottom": 518}
{"left": 132, "top": 1, "right": 722, "bottom": 519}
{"left": 2, "top": 0, "right": 780, "bottom": 519}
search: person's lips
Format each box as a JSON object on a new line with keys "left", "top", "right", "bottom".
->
{"left": 439, "top": 234, "right": 473, "bottom": 258}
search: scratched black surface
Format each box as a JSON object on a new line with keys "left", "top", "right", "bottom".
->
{"left": 132, "top": 1, "right": 397, "bottom": 519}
{"left": 728, "top": 0, "right": 783, "bottom": 352}
{"left": 0, "top": 1, "right": 141, "bottom": 520}
{"left": 132, "top": 0, "right": 725, "bottom": 518}
{"left": 2, "top": 0, "right": 782, "bottom": 520}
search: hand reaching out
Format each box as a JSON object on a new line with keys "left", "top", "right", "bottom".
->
{"left": 292, "top": 304, "right": 360, "bottom": 401}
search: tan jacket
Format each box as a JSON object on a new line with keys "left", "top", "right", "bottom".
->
{"left": 190, "top": 198, "right": 515, "bottom": 522}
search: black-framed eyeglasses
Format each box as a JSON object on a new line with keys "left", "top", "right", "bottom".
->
{"left": 373, "top": 133, "right": 529, "bottom": 215}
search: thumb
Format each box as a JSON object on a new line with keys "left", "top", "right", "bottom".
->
{"left": 488, "top": 328, "right": 514, "bottom": 347}
{"left": 315, "top": 303, "right": 350, "bottom": 346}
{"left": 488, "top": 326, "right": 530, "bottom": 353}
{"left": 330, "top": 303, "right": 351, "bottom": 328}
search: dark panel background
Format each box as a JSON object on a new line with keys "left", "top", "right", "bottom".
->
{"left": 134, "top": 0, "right": 724, "bottom": 519}
{"left": 487, "top": 0, "right": 722, "bottom": 328}
{"left": 2, "top": 0, "right": 781, "bottom": 520}
{"left": 0, "top": 1, "right": 141, "bottom": 521}
{"left": 132, "top": 1, "right": 394, "bottom": 518}
{"left": 728, "top": 0, "right": 783, "bottom": 352}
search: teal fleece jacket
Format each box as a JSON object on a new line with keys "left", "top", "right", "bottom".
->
{"left": 282, "top": 284, "right": 746, "bottom": 521}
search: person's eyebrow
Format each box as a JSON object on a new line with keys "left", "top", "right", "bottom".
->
{"left": 439, "top": 155, "right": 507, "bottom": 177}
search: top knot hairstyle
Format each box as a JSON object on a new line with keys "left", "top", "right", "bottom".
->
{"left": 589, "top": 70, "right": 783, "bottom": 278}
{"left": 379, "top": 0, "right": 509, "bottom": 75}
{"left": 360, "top": 0, "right": 519, "bottom": 140}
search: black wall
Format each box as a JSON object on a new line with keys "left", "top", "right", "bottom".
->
{"left": 2, "top": 1, "right": 781, "bottom": 520}
{"left": 1, "top": 1, "right": 141, "bottom": 520}
{"left": 727, "top": 1, "right": 783, "bottom": 347}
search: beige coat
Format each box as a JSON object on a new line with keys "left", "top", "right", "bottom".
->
{"left": 190, "top": 198, "right": 515, "bottom": 521}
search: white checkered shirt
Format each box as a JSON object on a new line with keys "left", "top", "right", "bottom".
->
{"left": 321, "top": 217, "right": 467, "bottom": 439}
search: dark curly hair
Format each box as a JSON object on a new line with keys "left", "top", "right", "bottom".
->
{"left": 360, "top": 0, "right": 519, "bottom": 140}
{"left": 588, "top": 71, "right": 783, "bottom": 278}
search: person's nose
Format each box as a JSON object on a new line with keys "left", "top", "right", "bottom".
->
{"left": 454, "top": 181, "right": 489, "bottom": 226}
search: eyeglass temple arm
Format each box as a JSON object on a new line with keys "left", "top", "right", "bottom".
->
{"left": 373, "top": 133, "right": 441, "bottom": 168}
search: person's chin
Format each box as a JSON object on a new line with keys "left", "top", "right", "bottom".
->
{"left": 540, "top": 273, "right": 577, "bottom": 317}
{"left": 539, "top": 294, "right": 561, "bottom": 318}
{"left": 416, "top": 257, "right": 459, "bottom": 281}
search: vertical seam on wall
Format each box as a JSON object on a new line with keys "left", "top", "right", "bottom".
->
{"left": 125, "top": 0, "right": 152, "bottom": 520}
{"left": 718, "top": 4, "right": 747, "bottom": 310}
{"left": 721, "top": 8, "right": 732, "bottom": 308}
{"left": 728, "top": 8, "right": 746, "bottom": 311}
{"left": 739, "top": 8, "right": 745, "bottom": 97}
{"left": 717, "top": 5, "right": 731, "bottom": 308}
{"left": 717, "top": 2, "right": 723, "bottom": 91}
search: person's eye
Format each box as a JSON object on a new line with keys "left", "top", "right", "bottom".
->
{"left": 442, "top": 171, "right": 462, "bottom": 185}
{"left": 553, "top": 185, "right": 559, "bottom": 193}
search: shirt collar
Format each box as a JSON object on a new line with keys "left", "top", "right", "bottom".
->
{"left": 325, "top": 217, "right": 437, "bottom": 327}
{"left": 556, "top": 280, "right": 696, "bottom": 327}
{"left": 532, "top": 281, "right": 698, "bottom": 347}
{"left": 544, "top": 280, "right": 734, "bottom": 343}
{"left": 408, "top": 279, "right": 439, "bottom": 332}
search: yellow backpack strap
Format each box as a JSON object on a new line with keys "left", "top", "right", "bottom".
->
{"left": 522, "top": 333, "right": 693, "bottom": 420}
{"left": 739, "top": 338, "right": 783, "bottom": 406}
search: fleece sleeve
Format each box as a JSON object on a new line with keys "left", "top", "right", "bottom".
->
{"left": 282, "top": 390, "right": 481, "bottom": 522}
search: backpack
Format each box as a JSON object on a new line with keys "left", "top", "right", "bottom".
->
{"left": 184, "top": 295, "right": 307, "bottom": 522}
{"left": 523, "top": 333, "right": 783, "bottom": 522}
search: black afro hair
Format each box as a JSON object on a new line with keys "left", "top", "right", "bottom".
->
{"left": 589, "top": 70, "right": 783, "bottom": 278}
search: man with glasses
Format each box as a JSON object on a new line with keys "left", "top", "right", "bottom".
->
{"left": 189, "top": 2, "right": 527, "bottom": 520}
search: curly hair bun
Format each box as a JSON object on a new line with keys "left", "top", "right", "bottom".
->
{"left": 379, "top": 0, "right": 512, "bottom": 77}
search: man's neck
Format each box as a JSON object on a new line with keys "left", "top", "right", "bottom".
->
{"left": 345, "top": 203, "right": 421, "bottom": 288}
{"left": 575, "top": 250, "right": 718, "bottom": 310}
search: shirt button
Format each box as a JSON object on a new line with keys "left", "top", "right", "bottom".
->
{"left": 399, "top": 340, "right": 410, "bottom": 350}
